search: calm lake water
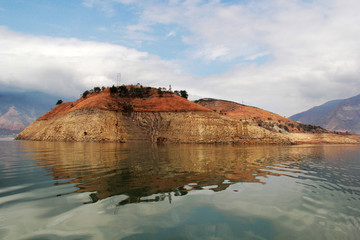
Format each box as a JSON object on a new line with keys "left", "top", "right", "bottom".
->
{"left": 0, "top": 140, "right": 359, "bottom": 240}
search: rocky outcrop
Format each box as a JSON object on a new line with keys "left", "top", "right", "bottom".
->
{"left": 16, "top": 108, "right": 292, "bottom": 144}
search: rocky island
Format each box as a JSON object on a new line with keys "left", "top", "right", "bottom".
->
{"left": 15, "top": 85, "right": 360, "bottom": 144}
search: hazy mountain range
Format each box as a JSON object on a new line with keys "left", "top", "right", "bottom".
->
{"left": 290, "top": 94, "right": 360, "bottom": 134}
{"left": 0, "top": 91, "right": 70, "bottom": 136}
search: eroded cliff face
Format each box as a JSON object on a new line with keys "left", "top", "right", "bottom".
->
{"left": 131, "top": 111, "right": 291, "bottom": 144}
{"left": 16, "top": 108, "right": 292, "bottom": 144}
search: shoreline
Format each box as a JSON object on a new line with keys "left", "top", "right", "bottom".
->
{"left": 0, "top": 137, "right": 15, "bottom": 141}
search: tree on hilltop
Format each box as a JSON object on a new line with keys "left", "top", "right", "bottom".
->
{"left": 118, "top": 85, "right": 129, "bottom": 97}
{"left": 82, "top": 90, "right": 90, "bottom": 98}
{"left": 158, "top": 87, "right": 163, "bottom": 97}
{"left": 174, "top": 90, "right": 188, "bottom": 99}
{"left": 94, "top": 87, "right": 101, "bottom": 93}
{"left": 180, "top": 90, "right": 188, "bottom": 99}
{"left": 110, "top": 85, "right": 118, "bottom": 94}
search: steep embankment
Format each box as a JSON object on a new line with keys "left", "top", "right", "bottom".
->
{"left": 17, "top": 109, "right": 290, "bottom": 143}
{"left": 16, "top": 87, "right": 291, "bottom": 144}
{"left": 196, "top": 98, "right": 360, "bottom": 144}
{"left": 195, "top": 98, "right": 325, "bottom": 133}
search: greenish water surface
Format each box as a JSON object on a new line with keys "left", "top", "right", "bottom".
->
{"left": 0, "top": 141, "right": 359, "bottom": 239}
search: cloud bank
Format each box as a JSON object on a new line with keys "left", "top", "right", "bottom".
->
{"left": 86, "top": 0, "right": 360, "bottom": 115}
{"left": 0, "top": 26, "right": 187, "bottom": 98}
{"left": 1, "top": 0, "right": 360, "bottom": 116}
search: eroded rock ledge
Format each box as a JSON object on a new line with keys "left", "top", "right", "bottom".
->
{"left": 16, "top": 109, "right": 292, "bottom": 144}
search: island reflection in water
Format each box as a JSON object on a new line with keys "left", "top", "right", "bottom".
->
{"left": 20, "top": 141, "right": 327, "bottom": 206}
{"left": 4, "top": 141, "right": 358, "bottom": 239}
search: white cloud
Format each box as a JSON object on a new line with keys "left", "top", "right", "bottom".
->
{"left": 165, "top": 30, "right": 176, "bottom": 38}
{"left": 2, "top": 0, "right": 360, "bottom": 116}
{"left": 124, "top": 0, "right": 360, "bottom": 115}
{"left": 0, "top": 26, "right": 185, "bottom": 98}
{"left": 194, "top": 45, "right": 230, "bottom": 61}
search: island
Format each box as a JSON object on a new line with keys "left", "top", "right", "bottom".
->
{"left": 15, "top": 85, "right": 360, "bottom": 144}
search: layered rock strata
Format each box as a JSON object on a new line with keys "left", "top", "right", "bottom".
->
{"left": 16, "top": 108, "right": 291, "bottom": 144}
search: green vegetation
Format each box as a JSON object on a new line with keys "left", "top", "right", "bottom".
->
{"left": 109, "top": 85, "right": 118, "bottom": 94}
{"left": 94, "top": 87, "right": 101, "bottom": 93}
{"left": 174, "top": 90, "right": 188, "bottom": 99}
{"left": 82, "top": 90, "right": 90, "bottom": 98}
{"left": 299, "top": 123, "right": 325, "bottom": 132}
{"left": 118, "top": 86, "right": 129, "bottom": 97}
{"left": 180, "top": 90, "right": 188, "bottom": 99}
{"left": 81, "top": 84, "right": 190, "bottom": 102}
{"left": 105, "top": 84, "right": 189, "bottom": 100}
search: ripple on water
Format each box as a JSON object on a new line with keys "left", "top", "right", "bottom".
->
{"left": 1, "top": 142, "right": 360, "bottom": 239}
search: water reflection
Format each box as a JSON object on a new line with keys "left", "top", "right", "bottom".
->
{"left": 3, "top": 141, "right": 359, "bottom": 239}
{"left": 18, "top": 141, "right": 340, "bottom": 206}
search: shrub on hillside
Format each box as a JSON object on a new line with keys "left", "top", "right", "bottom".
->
{"left": 82, "top": 90, "right": 90, "bottom": 98}
{"left": 94, "top": 87, "right": 101, "bottom": 93}
{"left": 158, "top": 87, "right": 163, "bottom": 97}
{"left": 174, "top": 90, "right": 188, "bottom": 99}
{"left": 180, "top": 90, "right": 188, "bottom": 99}
{"left": 110, "top": 85, "right": 118, "bottom": 94}
{"left": 118, "top": 85, "right": 129, "bottom": 97}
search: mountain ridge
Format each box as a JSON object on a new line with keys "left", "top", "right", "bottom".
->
{"left": 0, "top": 91, "right": 70, "bottom": 136}
{"left": 290, "top": 94, "right": 360, "bottom": 134}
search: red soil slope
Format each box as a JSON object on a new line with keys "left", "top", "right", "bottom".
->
{"left": 195, "top": 98, "right": 326, "bottom": 133}
{"left": 38, "top": 87, "right": 210, "bottom": 121}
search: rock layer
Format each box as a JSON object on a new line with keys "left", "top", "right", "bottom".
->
{"left": 16, "top": 108, "right": 291, "bottom": 144}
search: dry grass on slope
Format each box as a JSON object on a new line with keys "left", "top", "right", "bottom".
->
{"left": 195, "top": 98, "right": 327, "bottom": 134}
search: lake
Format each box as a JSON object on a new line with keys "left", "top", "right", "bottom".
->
{"left": 0, "top": 140, "right": 359, "bottom": 239}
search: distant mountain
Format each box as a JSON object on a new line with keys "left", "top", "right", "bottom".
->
{"left": 0, "top": 91, "right": 70, "bottom": 136}
{"left": 290, "top": 94, "right": 360, "bottom": 134}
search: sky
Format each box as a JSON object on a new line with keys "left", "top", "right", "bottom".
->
{"left": 0, "top": 0, "right": 359, "bottom": 116}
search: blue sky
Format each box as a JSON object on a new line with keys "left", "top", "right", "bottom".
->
{"left": 0, "top": 0, "right": 246, "bottom": 75}
{"left": 0, "top": 0, "right": 360, "bottom": 116}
